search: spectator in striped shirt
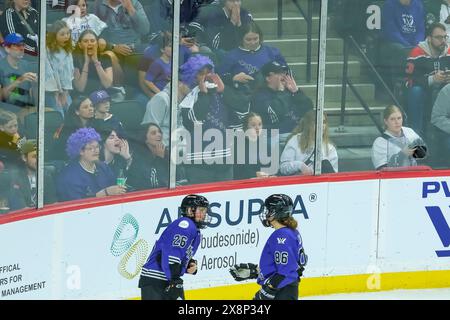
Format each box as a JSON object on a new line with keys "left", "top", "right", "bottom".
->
{"left": 0, "top": 0, "right": 39, "bottom": 56}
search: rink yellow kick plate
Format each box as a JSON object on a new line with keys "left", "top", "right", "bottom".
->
{"left": 180, "top": 270, "right": 450, "bottom": 300}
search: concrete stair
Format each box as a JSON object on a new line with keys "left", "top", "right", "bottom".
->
{"left": 289, "top": 60, "right": 361, "bottom": 81}
{"left": 245, "top": 0, "right": 319, "bottom": 15}
{"left": 264, "top": 37, "right": 344, "bottom": 57}
{"left": 299, "top": 82, "right": 376, "bottom": 103}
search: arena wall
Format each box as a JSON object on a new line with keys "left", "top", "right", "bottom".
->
{"left": 1, "top": 170, "right": 450, "bottom": 299}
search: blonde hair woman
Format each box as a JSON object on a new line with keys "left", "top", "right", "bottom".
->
{"left": 280, "top": 110, "right": 338, "bottom": 175}
{"left": 372, "top": 105, "right": 426, "bottom": 170}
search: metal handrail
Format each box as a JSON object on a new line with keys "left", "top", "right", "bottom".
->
{"left": 278, "top": 0, "right": 313, "bottom": 83}
{"left": 340, "top": 35, "right": 407, "bottom": 134}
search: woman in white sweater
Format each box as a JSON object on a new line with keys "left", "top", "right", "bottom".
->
{"left": 280, "top": 110, "right": 338, "bottom": 176}
{"left": 372, "top": 105, "right": 426, "bottom": 170}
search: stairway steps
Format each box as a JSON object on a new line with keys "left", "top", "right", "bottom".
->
{"left": 299, "top": 82, "right": 376, "bottom": 103}
{"left": 264, "top": 37, "right": 344, "bottom": 57}
{"left": 289, "top": 60, "right": 361, "bottom": 80}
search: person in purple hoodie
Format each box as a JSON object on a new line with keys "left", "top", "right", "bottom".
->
{"left": 380, "top": 0, "right": 426, "bottom": 90}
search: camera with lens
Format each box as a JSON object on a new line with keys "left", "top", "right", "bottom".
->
{"left": 409, "top": 139, "right": 427, "bottom": 159}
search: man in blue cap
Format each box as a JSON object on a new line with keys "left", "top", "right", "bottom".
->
{"left": 0, "top": 33, "right": 37, "bottom": 112}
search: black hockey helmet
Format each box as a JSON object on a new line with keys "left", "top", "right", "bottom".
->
{"left": 260, "top": 194, "right": 294, "bottom": 227}
{"left": 180, "top": 194, "right": 211, "bottom": 229}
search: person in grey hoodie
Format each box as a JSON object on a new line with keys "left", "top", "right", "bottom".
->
{"left": 94, "top": 0, "right": 150, "bottom": 55}
{"left": 405, "top": 22, "right": 450, "bottom": 137}
{"left": 431, "top": 83, "right": 450, "bottom": 165}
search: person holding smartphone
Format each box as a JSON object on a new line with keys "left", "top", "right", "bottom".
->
{"left": 405, "top": 22, "right": 450, "bottom": 138}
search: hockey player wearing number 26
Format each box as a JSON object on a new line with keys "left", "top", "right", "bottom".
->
{"left": 138, "top": 195, "right": 211, "bottom": 300}
{"left": 229, "top": 194, "right": 308, "bottom": 300}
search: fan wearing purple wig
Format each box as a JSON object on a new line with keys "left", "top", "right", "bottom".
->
{"left": 178, "top": 54, "right": 238, "bottom": 184}
{"left": 56, "top": 127, "right": 126, "bottom": 201}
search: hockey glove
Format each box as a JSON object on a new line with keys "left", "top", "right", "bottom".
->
{"left": 229, "top": 263, "right": 259, "bottom": 281}
{"left": 165, "top": 278, "right": 184, "bottom": 300}
{"left": 253, "top": 284, "right": 278, "bottom": 300}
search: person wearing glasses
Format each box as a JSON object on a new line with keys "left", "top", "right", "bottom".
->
{"left": 405, "top": 22, "right": 450, "bottom": 138}
{"left": 56, "top": 127, "right": 126, "bottom": 201}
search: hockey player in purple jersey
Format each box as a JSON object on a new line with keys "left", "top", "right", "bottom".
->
{"left": 229, "top": 194, "right": 307, "bottom": 300}
{"left": 139, "top": 194, "right": 210, "bottom": 300}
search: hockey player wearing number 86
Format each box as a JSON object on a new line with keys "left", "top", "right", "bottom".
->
{"left": 229, "top": 194, "right": 307, "bottom": 300}
{"left": 138, "top": 194, "right": 211, "bottom": 300}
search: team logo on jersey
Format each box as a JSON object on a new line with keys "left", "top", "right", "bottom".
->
{"left": 277, "top": 238, "right": 286, "bottom": 244}
{"left": 179, "top": 220, "right": 189, "bottom": 229}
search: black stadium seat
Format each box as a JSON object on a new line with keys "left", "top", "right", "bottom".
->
{"left": 23, "top": 111, "right": 63, "bottom": 161}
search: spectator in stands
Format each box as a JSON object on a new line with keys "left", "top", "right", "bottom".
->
{"left": 234, "top": 112, "right": 272, "bottom": 180}
{"left": 148, "top": 0, "right": 202, "bottom": 34}
{"left": 97, "top": 122, "right": 132, "bottom": 181}
{"left": 73, "top": 29, "right": 113, "bottom": 94}
{"left": 0, "top": 33, "right": 37, "bottom": 113}
{"left": 380, "top": 0, "right": 425, "bottom": 90}
{"left": 0, "top": 0, "right": 39, "bottom": 56}
{"left": 178, "top": 54, "right": 238, "bottom": 184}
{"left": 431, "top": 83, "right": 450, "bottom": 163}
{"left": 194, "top": 0, "right": 253, "bottom": 52}
{"left": 143, "top": 33, "right": 172, "bottom": 98}
{"left": 136, "top": 29, "right": 204, "bottom": 106}
{"left": 218, "top": 21, "right": 286, "bottom": 92}
{"left": 0, "top": 109, "right": 22, "bottom": 169}
{"left": 63, "top": 0, "right": 107, "bottom": 44}
{"left": 127, "top": 123, "right": 169, "bottom": 190}
{"left": 141, "top": 79, "right": 191, "bottom": 146}
{"left": 405, "top": 22, "right": 450, "bottom": 137}
{"left": 252, "top": 61, "right": 313, "bottom": 148}
{"left": 45, "top": 20, "right": 74, "bottom": 116}
{"left": 8, "top": 139, "right": 57, "bottom": 210}
{"left": 56, "top": 127, "right": 126, "bottom": 201}
{"left": 53, "top": 96, "right": 94, "bottom": 160}
{"left": 93, "top": 0, "right": 150, "bottom": 55}
{"left": 90, "top": 89, "right": 122, "bottom": 129}
{"left": 280, "top": 110, "right": 338, "bottom": 176}
{"left": 372, "top": 105, "right": 426, "bottom": 170}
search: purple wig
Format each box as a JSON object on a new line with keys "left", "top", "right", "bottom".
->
{"left": 179, "top": 54, "right": 214, "bottom": 88}
{"left": 66, "top": 127, "right": 101, "bottom": 160}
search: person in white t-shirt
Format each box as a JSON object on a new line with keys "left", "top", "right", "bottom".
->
{"left": 63, "top": 0, "right": 107, "bottom": 44}
{"left": 372, "top": 105, "right": 427, "bottom": 170}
